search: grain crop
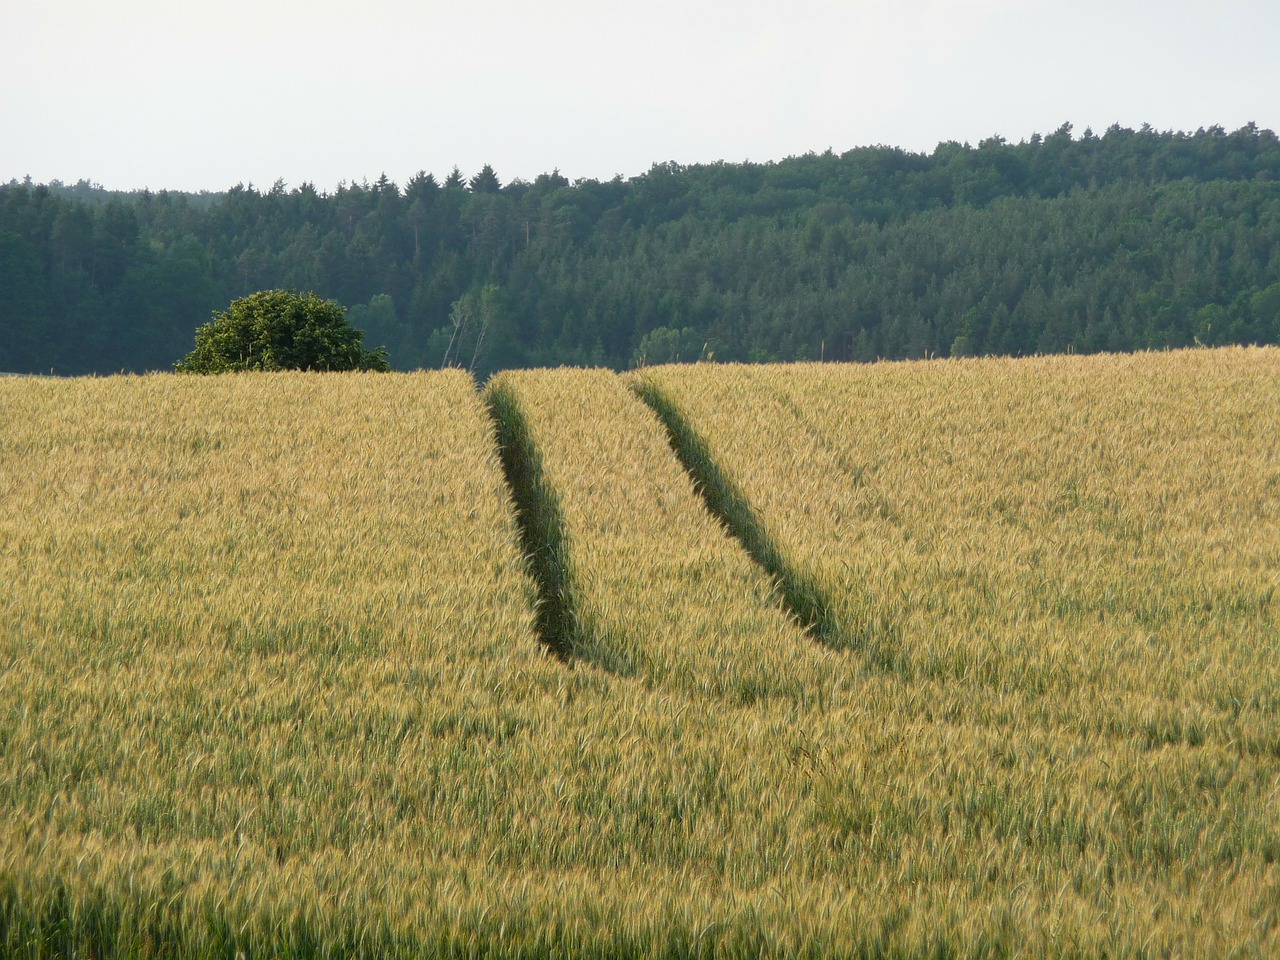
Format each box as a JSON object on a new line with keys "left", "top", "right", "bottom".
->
{"left": 632, "top": 346, "right": 1280, "bottom": 951}
{"left": 634, "top": 349, "right": 1279, "bottom": 692}
{"left": 0, "top": 353, "right": 1276, "bottom": 958}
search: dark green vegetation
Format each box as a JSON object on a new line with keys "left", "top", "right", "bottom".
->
{"left": 3, "top": 123, "right": 1279, "bottom": 375}
{"left": 175, "top": 290, "right": 390, "bottom": 373}
{"left": 485, "top": 382, "right": 576, "bottom": 659}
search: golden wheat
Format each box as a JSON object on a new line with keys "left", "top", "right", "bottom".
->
{"left": 635, "top": 349, "right": 1279, "bottom": 691}
{"left": 0, "top": 354, "right": 1276, "bottom": 957}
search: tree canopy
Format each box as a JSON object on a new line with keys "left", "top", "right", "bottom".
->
{"left": 3, "top": 123, "right": 1279, "bottom": 376}
{"left": 175, "top": 290, "right": 390, "bottom": 373}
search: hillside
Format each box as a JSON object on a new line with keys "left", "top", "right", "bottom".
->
{"left": 3, "top": 123, "right": 1280, "bottom": 375}
{"left": 1, "top": 348, "right": 1277, "bottom": 957}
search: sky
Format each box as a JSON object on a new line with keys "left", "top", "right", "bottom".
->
{"left": 4, "top": 0, "right": 1279, "bottom": 193}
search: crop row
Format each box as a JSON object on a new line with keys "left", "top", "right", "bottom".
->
{"left": 485, "top": 367, "right": 832, "bottom": 703}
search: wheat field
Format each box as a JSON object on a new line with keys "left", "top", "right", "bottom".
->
{"left": 1, "top": 351, "right": 1278, "bottom": 957}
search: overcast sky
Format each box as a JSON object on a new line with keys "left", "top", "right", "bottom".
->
{"left": 4, "top": 0, "right": 1278, "bottom": 193}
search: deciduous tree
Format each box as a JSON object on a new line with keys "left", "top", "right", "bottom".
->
{"left": 176, "top": 290, "right": 389, "bottom": 372}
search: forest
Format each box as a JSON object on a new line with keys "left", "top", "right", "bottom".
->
{"left": 2, "top": 122, "right": 1278, "bottom": 376}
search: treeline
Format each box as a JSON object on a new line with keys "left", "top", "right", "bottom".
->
{"left": 3, "top": 122, "right": 1279, "bottom": 376}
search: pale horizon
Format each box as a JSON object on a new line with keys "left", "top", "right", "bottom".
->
{"left": 5, "top": 0, "right": 1279, "bottom": 195}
